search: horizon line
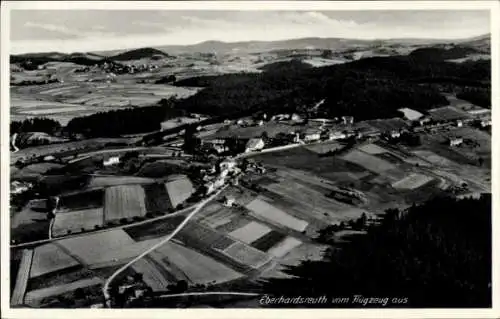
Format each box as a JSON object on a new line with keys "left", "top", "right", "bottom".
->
{"left": 11, "top": 32, "right": 490, "bottom": 56}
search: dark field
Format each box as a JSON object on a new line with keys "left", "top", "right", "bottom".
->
{"left": 58, "top": 189, "right": 104, "bottom": 211}
{"left": 143, "top": 183, "right": 173, "bottom": 213}
{"left": 250, "top": 230, "right": 287, "bottom": 252}
{"left": 124, "top": 215, "right": 185, "bottom": 241}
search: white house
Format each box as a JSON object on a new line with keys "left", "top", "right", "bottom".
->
{"left": 329, "top": 131, "right": 347, "bottom": 140}
{"left": 449, "top": 137, "right": 463, "bottom": 147}
{"left": 103, "top": 156, "right": 120, "bottom": 166}
{"left": 220, "top": 158, "right": 237, "bottom": 171}
{"left": 303, "top": 130, "right": 321, "bottom": 142}
{"left": 204, "top": 182, "right": 216, "bottom": 194}
{"left": 341, "top": 116, "right": 354, "bottom": 125}
{"left": 245, "top": 138, "right": 265, "bottom": 152}
{"left": 11, "top": 181, "right": 32, "bottom": 194}
{"left": 290, "top": 113, "right": 302, "bottom": 122}
{"left": 456, "top": 120, "right": 463, "bottom": 127}
{"left": 389, "top": 130, "right": 401, "bottom": 139}
{"left": 224, "top": 196, "right": 235, "bottom": 207}
{"left": 481, "top": 119, "right": 492, "bottom": 127}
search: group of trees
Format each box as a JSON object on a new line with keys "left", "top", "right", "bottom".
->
{"left": 10, "top": 118, "right": 61, "bottom": 135}
{"left": 456, "top": 88, "right": 491, "bottom": 108}
{"left": 64, "top": 98, "right": 182, "bottom": 137}
{"left": 261, "top": 194, "right": 492, "bottom": 308}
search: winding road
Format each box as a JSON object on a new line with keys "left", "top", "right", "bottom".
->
{"left": 102, "top": 185, "right": 228, "bottom": 306}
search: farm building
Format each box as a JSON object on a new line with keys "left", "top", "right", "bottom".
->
{"left": 220, "top": 158, "right": 237, "bottom": 171}
{"left": 245, "top": 138, "right": 265, "bottom": 152}
{"left": 341, "top": 116, "right": 354, "bottom": 125}
{"left": 456, "top": 120, "right": 463, "bottom": 127}
{"left": 389, "top": 130, "right": 401, "bottom": 138}
{"left": 481, "top": 119, "right": 492, "bottom": 127}
{"left": 291, "top": 113, "right": 302, "bottom": 121}
{"left": 224, "top": 196, "right": 236, "bottom": 207}
{"left": 398, "top": 108, "right": 424, "bottom": 121}
{"left": 303, "top": 129, "right": 321, "bottom": 142}
{"left": 428, "top": 106, "right": 470, "bottom": 122}
{"left": 103, "top": 156, "right": 120, "bottom": 166}
{"left": 449, "top": 137, "right": 464, "bottom": 147}
{"left": 328, "top": 131, "right": 347, "bottom": 140}
{"left": 11, "top": 181, "right": 32, "bottom": 194}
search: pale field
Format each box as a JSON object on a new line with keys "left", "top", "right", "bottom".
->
{"left": 228, "top": 221, "right": 272, "bottom": 244}
{"left": 222, "top": 241, "right": 273, "bottom": 269}
{"left": 11, "top": 249, "right": 33, "bottom": 306}
{"left": 197, "top": 206, "right": 235, "bottom": 229}
{"left": 131, "top": 258, "right": 170, "bottom": 291}
{"left": 246, "top": 198, "right": 309, "bottom": 232}
{"left": 391, "top": 173, "right": 434, "bottom": 190}
{"left": 155, "top": 241, "right": 243, "bottom": 285}
{"left": 57, "top": 230, "right": 163, "bottom": 267}
{"left": 341, "top": 149, "right": 395, "bottom": 173}
{"left": 104, "top": 185, "right": 147, "bottom": 221}
{"left": 88, "top": 176, "right": 154, "bottom": 188}
{"left": 17, "top": 106, "right": 90, "bottom": 115}
{"left": 165, "top": 177, "right": 194, "bottom": 208}
{"left": 24, "top": 277, "right": 103, "bottom": 306}
{"left": 30, "top": 243, "right": 80, "bottom": 278}
{"left": 52, "top": 208, "right": 105, "bottom": 237}
{"left": 305, "top": 141, "right": 344, "bottom": 154}
{"left": 358, "top": 143, "right": 388, "bottom": 155}
{"left": 412, "top": 150, "right": 456, "bottom": 167}
{"left": 267, "top": 236, "right": 303, "bottom": 258}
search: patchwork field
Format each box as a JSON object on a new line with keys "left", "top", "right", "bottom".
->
{"left": 52, "top": 208, "right": 104, "bottom": 237}
{"left": 104, "top": 185, "right": 147, "bottom": 221}
{"left": 228, "top": 221, "right": 272, "bottom": 244}
{"left": 246, "top": 198, "right": 308, "bottom": 232}
{"left": 87, "top": 176, "right": 154, "bottom": 188}
{"left": 165, "top": 176, "right": 194, "bottom": 208}
{"left": 305, "top": 141, "right": 343, "bottom": 154}
{"left": 358, "top": 143, "right": 388, "bottom": 155}
{"left": 131, "top": 258, "right": 170, "bottom": 291}
{"left": 392, "top": 173, "right": 434, "bottom": 190}
{"left": 24, "top": 277, "right": 103, "bottom": 307}
{"left": 58, "top": 189, "right": 104, "bottom": 212}
{"left": 250, "top": 231, "right": 287, "bottom": 252}
{"left": 30, "top": 244, "right": 80, "bottom": 278}
{"left": 221, "top": 242, "right": 273, "bottom": 269}
{"left": 143, "top": 183, "right": 173, "bottom": 213}
{"left": 267, "top": 237, "right": 303, "bottom": 258}
{"left": 341, "top": 149, "right": 395, "bottom": 174}
{"left": 55, "top": 229, "right": 164, "bottom": 267}
{"left": 11, "top": 249, "right": 33, "bottom": 306}
{"left": 154, "top": 242, "right": 243, "bottom": 285}
{"left": 11, "top": 82, "right": 199, "bottom": 125}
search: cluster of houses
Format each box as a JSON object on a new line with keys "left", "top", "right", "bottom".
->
{"left": 112, "top": 275, "right": 151, "bottom": 307}
{"left": 10, "top": 180, "right": 33, "bottom": 195}
{"left": 200, "top": 157, "right": 241, "bottom": 195}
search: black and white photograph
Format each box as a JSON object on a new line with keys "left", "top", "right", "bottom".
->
{"left": 1, "top": 1, "right": 498, "bottom": 316}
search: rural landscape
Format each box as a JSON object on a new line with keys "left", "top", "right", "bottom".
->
{"left": 8, "top": 9, "right": 492, "bottom": 309}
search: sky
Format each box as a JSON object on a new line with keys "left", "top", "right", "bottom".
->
{"left": 10, "top": 10, "right": 490, "bottom": 54}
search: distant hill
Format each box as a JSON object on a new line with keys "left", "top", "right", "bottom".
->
{"left": 108, "top": 47, "right": 172, "bottom": 61}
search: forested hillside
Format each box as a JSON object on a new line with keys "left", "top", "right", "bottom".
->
{"left": 261, "top": 194, "right": 492, "bottom": 308}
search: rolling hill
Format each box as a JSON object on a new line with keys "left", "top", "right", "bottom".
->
{"left": 108, "top": 47, "right": 173, "bottom": 61}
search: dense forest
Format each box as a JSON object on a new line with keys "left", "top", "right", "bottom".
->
{"left": 171, "top": 55, "right": 489, "bottom": 120}
{"left": 64, "top": 98, "right": 182, "bottom": 137}
{"left": 456, "top": 88, "right": 491, "bottom": 108}
{"left": 261, "top": 194, "right": 492, "bottom": 308}
{"left": 10, "top": 118, "right": 61, "bottom": 135}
